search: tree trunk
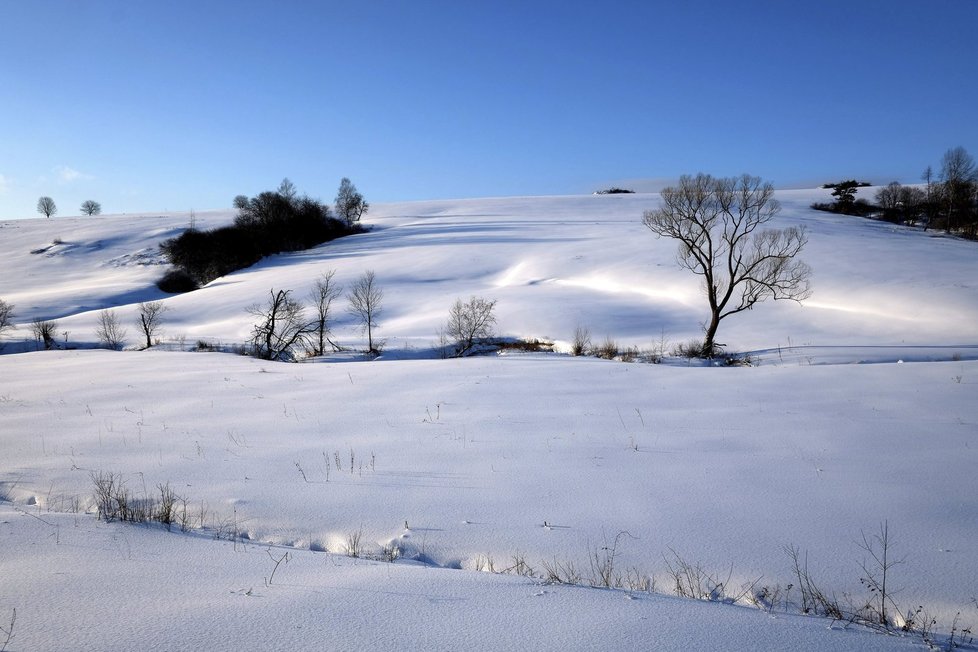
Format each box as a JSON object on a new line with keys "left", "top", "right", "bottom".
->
{"left": 702, "top": 310, "right": 721, "bottom": 358}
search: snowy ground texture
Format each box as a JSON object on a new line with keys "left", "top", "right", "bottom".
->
{"left": 1, "top": 188, "right": 976, "bottom": 650}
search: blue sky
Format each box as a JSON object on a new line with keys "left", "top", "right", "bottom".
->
{"left": 1, "top": 1, "right": 976, "bottom": 219}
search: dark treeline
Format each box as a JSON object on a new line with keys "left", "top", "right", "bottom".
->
{"left": 813, "top": 147, "right": 978, "bottom": 239}
{"left": 159, "top": 179, "right": 365, "bottom": 291}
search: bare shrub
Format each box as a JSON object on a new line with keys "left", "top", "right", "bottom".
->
{"left": 541, "top": 557, "right": 582, "bottom": 585}
{"left": 595, "top": 336, "right": 619, "bottom": 360}
{"left": 505, "top": 552, "right": 534, "bottom": 577}
{"left": 156, "top": 482, "right": 178, "bottom": 530}
{"left": 95, "top": 309, "right": 127, "bottom": 350}
{"left": 783, "top": 544, "right": 844, "bottom": 619}
{"left": 445, "top": 296, "right": 497, "bottom": 357}
{"left": 673, "top": 339, "right": 708, "bottom": 359}
{"left": 346, "top": 526, "right": 364, "bottom": 558}
{"left": 571, "top": 324, "right": 591, "bottom": 356}
{"left": 856, "top": 520, "right": 903, "bottom": 628}
{"left": 91, "top": 471, "right": 122, "bottom": 521}
{"left": 474, "top": 554, "right": 496, "bottom": 573}
{"left": 381, "top": 542, "right": 402, "bottom": 563}
{"left": 588, "top": 530, "right": 635, "bottom": 588}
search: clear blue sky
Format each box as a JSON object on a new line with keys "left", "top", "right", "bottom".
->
{"left": 2, "top": 1, "right": 976, "bottom": 219}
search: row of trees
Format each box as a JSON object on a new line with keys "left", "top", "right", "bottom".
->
{"left": 35, "top": 197, "right": 102, "bottom": 218}
{"left": 1, "top": 277, "right": 498, "bottom": 360}
{"left": 160, "top": 178, "right": 367, "bottom": 290}
{"left": 814, "top": 147, "right": 978, "bottom": 238}
{"left": 0, "top": 300, "right": 167, "bottom": 351}
{"left": 248, "top": 272, "right": 499, "bottom": 361}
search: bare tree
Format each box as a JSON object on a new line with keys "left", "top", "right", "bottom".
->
{"left": 278, "top": 178, "right": 298, "bottom": 205}
{"left": 875, "top": 182, "right": 902, "bottom": 214}
{"left": 31, "top": 318, "right": 58, "bottom": 350}
{"left": 308, "top": 270, "right": 343, "bottom": 356}
{"left": 445, "top": 296, "right": 497, "bottom": 357}
{"left": 95, "top": 309, "right": 127, "bottom": 350}
{"left": 136, "top": 301, "right": 168, "bottom": 349}
{"left": 347, "top": 270, "right": 383, "bottom": 354}
{"left": 248, "top": 289, "right": 311, "bottom": 361}
{"left": 37, "top": 196, "right": 57, "bottom": 218}
{"left": 939, "top": 146, "right": 977, "bottom": 234}
{"left": 233, "top": 194, "right": 250, "bottom": 210}
{"left": 0, "top": 299, "right": 14, "bottom": 345}
{"left": 642, "top": 174, "right": 812, "bottom": 357}
{"left": 335, "top": 177, "right": 368, "bottom": 227}
{"left": 80, "top": 200, "right": 102, "bottom": 216}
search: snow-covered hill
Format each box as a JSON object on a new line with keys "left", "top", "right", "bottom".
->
{"left": 1, "top": 190, "right": 975, "bottom": 650}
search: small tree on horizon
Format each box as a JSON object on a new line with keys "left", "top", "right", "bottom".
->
{"left": 642, "top": 173, "right": 812, "bottom": 357}
{"left": 335, "top": 177, "right": 368, "bottom": 227}
{"left": 37, "top": 196, "right": 57, "bottom": 218}
{"left": 80, "top": 200, "right": 102, "bottom": 216}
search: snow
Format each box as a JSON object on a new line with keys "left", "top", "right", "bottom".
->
{"left": 1, "top": 189, "right": 976, "bottom": 650}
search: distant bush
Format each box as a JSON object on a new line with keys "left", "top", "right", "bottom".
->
{"left": 159, "top": 180, "right": 363, "bottom": 289}
{"left": 810, "top": 198, "right": 875, "bottom": 217}
{"left": 595, "top": 336, "right": 619, "bottom": 360}
{"left": 571, "top": 325, "right": 591, "bottom": 356}
{"left": 673, "top": 339, "right": 709, "bottom": 359}
{"left": 157, "top": 269, "right": 199, "bottom": 293}
{"left": 595, "top": 187, "right": 635, "bottom": 195}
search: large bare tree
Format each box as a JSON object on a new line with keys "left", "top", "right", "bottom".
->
{"left": 642, "top": 174, "right": 812, "bottom": 356}
{"left": 347, "top": 270, "right": 383, "bottom": 354}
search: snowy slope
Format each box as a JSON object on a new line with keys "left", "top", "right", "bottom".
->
{"left": 1, "top": 190, "right": 976, "bottom": 650}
